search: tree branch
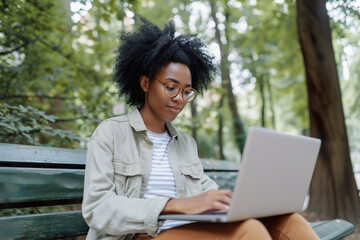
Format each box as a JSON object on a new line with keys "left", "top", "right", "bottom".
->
{"left": 0, "top": 37, "right": 40, "bottom": 56}
{"left": 55, "top": 116, "right": 90, "bottom": 122}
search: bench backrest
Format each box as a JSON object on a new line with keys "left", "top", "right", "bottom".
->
{"left": 0, "top": 143, "right": 239, "bottom": 209}
{"left": 0, "top": 143, "right": 354, "bottom": 240}
{"left": 0, "top": 143, "right": 90, "bottom": 239}
{"left": 0, "top": 143, "right": 85, "bottom": 209}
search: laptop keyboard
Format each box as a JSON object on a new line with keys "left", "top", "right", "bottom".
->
{"left": 201, "top": 210, "right": 227, "bottom": 215}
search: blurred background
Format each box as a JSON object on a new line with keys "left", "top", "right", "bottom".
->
{"left": 0, "top": 0, "right": 359, "bottom": 225}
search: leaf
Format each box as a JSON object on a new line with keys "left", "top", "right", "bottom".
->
{"left": 20, "top": 132, "right": 34, "bottom": 144}
{"left": 18, "top": 125, "right": 33, "bottom": 132}
{"left": 0, "top": 122, "right": 18, "bottom": 132}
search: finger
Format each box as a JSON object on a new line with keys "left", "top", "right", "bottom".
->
{"left": 212, "top": 190, "right": 232, "bottom": 202}
{"left": 218, "top": 189, "right": 233, "bottom": 198}
{"left": 222, "top": 195, "right": 232, "bottom": 205}
{"left": 204, "top": 191, "right": 231, "bottom": 206}
{"left": 215, "top": 194, "right": 231, "bottom": 206}
{"left": 210, "top": 201, "right": 230, "bottom": 211}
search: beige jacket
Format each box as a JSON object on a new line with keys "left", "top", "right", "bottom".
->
{"left": 82, "top": 109, "right": 217, "bottom": 240}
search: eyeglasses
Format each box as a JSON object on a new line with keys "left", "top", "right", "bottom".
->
{"left": 156, "top": 80, "right": 197, "bottom": 102}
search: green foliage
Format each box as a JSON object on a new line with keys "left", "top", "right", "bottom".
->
{"left": 0, "top": 103, "right": 83, "bottom": 146}
{"left": 0, "top": 0, "right": 120, "bottom": 148}
{"left": 0, "top": 0, "right": 358, "bottom": 161}
{"left": 328, "top": 1, "right": 360, "bottom": 163}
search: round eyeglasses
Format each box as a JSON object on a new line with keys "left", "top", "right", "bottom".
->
{"left": 156, "top": 80, "right": 197, "bottom": 102}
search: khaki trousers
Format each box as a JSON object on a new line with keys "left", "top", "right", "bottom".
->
{"left": 133, "top": 213, "right": 320, "bottom": 240}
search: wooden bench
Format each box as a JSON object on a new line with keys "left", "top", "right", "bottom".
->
{"left": 0, "top": 143, "right": 355, "bottom": 239}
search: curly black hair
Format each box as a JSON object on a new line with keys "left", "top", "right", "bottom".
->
{"left": 113, "top": 16, "right": 217, "bottom": 108}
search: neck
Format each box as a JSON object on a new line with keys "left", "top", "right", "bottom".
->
{"left": 139, "top": 106, "right": 166, "bottom": 133}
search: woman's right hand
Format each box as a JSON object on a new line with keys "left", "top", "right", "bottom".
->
{"left": 162, "top": 189, "right": 232, "bottom": 215}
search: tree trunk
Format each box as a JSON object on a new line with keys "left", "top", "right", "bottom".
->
{"left": 190, "top": 101, "right": 198, "bottom": 142}
{"left": 266, "top": 74, "right": 276, "bottom": 129}
{"left": 210, "top": 0, "right": 246, "bottom": 153}
{"left": 259, "top": 74, "right": 266, "bottom": 127}
{"left": 297, "top": 0, "right": 360, "bottom": 223}
{"left": 218, "top": 95, "right": 225, "bottom": 160}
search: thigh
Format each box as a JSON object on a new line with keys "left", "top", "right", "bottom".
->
{"left": 260, "top": 213, "right": 320, "bottom": 240}
{"left": 151, "top": 219, "right": 271, "bottom": 240}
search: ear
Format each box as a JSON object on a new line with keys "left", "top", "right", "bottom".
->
{"left": 140, "top": 76, "right": 150, "bottom": 93}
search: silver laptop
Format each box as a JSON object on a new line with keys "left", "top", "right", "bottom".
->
{"left": 159, "top": 126, "right": 321, "bottom": 222}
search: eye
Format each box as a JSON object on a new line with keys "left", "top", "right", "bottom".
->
{"left": 184, "top": 89, "right": 192, "bottom": 96}
{"left": 166, "top": 84, "right": 178, "bottom": 92}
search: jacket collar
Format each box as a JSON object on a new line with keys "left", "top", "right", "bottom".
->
{"left": 128, "top": 108, "right": 179, "bottom": 138}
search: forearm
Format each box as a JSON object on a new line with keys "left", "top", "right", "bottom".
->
{"left": 161, "top": 189, "right": 232, "bottom": 215}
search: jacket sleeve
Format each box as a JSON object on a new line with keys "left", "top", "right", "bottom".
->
{"left": 82, "top": 122, "right": 169, "bottom": 236}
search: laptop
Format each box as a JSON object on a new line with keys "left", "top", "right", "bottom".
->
{"left": 159, "top": 126, "right": 321, "bottom": 222}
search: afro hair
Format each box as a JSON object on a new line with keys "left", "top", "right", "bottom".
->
{"left": 113, "top": 16, "right": 217, "bottom": 108}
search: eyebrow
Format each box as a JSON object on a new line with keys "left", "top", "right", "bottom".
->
{"left": 165, "top": 78, "right": 192, "bottom": 87}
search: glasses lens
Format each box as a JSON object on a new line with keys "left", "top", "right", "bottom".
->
{"left": 183, "top": 88, "right": 196, "bottom": 102}
{"left": 165, "top": 83, "right": 179, "bottom": 97}
{"left": 163, "top": 82, "right": 197, "bottom": 102}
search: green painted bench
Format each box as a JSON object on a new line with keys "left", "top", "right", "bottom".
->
{"left": 0, "top": 143, "right": 355, "bottom": 239}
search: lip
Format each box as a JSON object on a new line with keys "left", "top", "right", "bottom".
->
{"left": 167, "top": 105, "right": 181, "bottom": 113}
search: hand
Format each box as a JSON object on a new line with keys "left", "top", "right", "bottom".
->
{"left": 162, "top": 189, "right": 232, "bottom": 215}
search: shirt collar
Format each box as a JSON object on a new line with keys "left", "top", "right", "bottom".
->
{"left": 128, "top": 108, "right": 179, "bottom": 139}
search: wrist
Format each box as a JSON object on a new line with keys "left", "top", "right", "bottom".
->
{"left": 162, "top": 198, "right": 183, "bottom": 214}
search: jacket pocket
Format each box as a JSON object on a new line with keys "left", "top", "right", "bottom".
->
{"left": 113, "top": 160, "right": 143, "bottom": 197}
{"left": 179, "top": 164, "right": 203, "bottom": 197}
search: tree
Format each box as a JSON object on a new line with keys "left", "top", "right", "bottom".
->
{"left": 0, "top": 0, "right": 86, "bottom": 146}
{"left": 297, "top": 0, "right": 360, "bottom": 222}
{"left": 210, "top": 0, "right": 246, "bottom": 154}
{"left": 0, "top": 0, "right": 122, "bottom": 146}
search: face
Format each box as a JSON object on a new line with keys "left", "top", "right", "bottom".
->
{"left": 140, "top": 62, "right": 192, "bottom": 125}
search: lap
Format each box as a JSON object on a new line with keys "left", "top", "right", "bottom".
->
{"left": 260, "top": 213, "right": 319, "bottom": 240}
{"left": 133, "top": 213, "right": 319, "bottom": 240}
{"left": 150, "top": 220, "right": 270, "bottom": 240}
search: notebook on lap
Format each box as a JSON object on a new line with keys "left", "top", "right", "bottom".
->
{"left": 159, "top": 127, "right": 321, "bottom": 222}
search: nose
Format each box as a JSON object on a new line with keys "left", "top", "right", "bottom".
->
{"left": 171, "top": 91, "right": 184, "bottom": 103}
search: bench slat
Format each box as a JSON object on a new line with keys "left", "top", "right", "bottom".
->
{"left": 0, "top": 210, "right": 89, "bottom": 240}
{"left": 0, "top": 167, "right": 236, "bottom": 208}
{"left": 201, "top": 158, "right": 240, "bottom": 171}
{"left": 0, "top": 212, "right": 354, "bottom": 240}
{"left": 205, "top": 171, "right": 238, "bottom": 190}
{"left": 0, "top": 143, "right": 86, "bottom": 167}
{"left": 309, "top": 219, "right": 355, "bottom": 240}
{"left": 0, "top": 143, "right": 240, "bottom": 171}
{"left": 0, "top": 167, "right": 84, "bottom": 208}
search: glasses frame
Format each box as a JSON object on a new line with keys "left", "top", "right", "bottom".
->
{"left": 156, "top": 80, "right": 197, "bottom": 102}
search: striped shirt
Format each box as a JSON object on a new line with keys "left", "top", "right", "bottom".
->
{"left": 145, "top": 130, "right": 191, "bottom": 232}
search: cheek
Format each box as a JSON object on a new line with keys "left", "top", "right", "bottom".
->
{"left": 148, "top": 87, "right": 166, "bottom": 104}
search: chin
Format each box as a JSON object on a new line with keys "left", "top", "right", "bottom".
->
{"left": 164, "top": 113, "right": 180, "bottom": 122}
{"left": 165, "top": 116, "right": 177, "bottom": 122}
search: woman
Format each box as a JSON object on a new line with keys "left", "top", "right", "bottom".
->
{"left": 82, "top": 16, "right": 319, "bottom": 240}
